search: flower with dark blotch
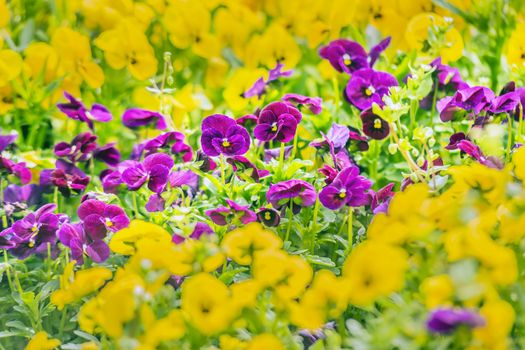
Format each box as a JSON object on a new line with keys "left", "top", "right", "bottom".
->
{"left": 201, "top": 114, "right": 251, "bottom": 157}
{"left": 9, "top": 204, "right": 59, "bottom": 259}
{"left": 369, "top": 183, "right": 395, "bottom": 214}
{"left": 264, "top": 145, "right": 293, "bottom": 163}
{"left": 122, "top": 108, "right": 167, "bottom": 130}
{"left": 121, "top": 153, "right": 174, "bottom": 193}
{"left": 54, "top": 132, "right": 98, "bottom": 163}
{"left": 457, "top": 140, "right": 503, "bottom": 169}
{"left": 172, "top": 222, "right": 214, "bottom": 244}
{"left": 345, "top": 68, "right": 398, "bottom": 111}
{"left": 93, "top": 143, "right": 121, "bottom": 166}
{"left": 445, "top": 132, "right": 468, "bottom": 150}
{"left": 58, "top": 222, "right": 110, "bottom": 264}
{"left": 437, "top": 86, "right": 495, "bottom": 122}
{"left": 141, "top": 131, "right": 193, "bottom": 162}
{"left": 282, "top": 93, "right": 322, "bottom": 115}
{"left": 0, "top": 228, "right": 16, "bottom": 249}
{"left": 318, "top": 164, "right": 339, "bottom": 185}
{"left": 40, "top": 160, "right": 90, "bottom": 197}
{"left": 78, "top": 199, "right": 130, "bottom": 240}
{"left": 57, "top": 92, "right": 112, "bottom": 130}
{"left": 227, "top": 156, "right": 269, "bottom": 182}
{"left": 257, "top": 207, "right": 281, "bottom": 227}
{"left": 0, "top": 132, "right": 17, "bottom": 153}
{"left": 319, "top": 39, "right": 369, "bottom": 74}
{"left": 427, "top": 308, "right": 484, "bottom": 334}
{"left": 100, "top": 169, "right": 123, "bottom": 194}
{"left": 0, "top": 157, "right": 31, "bottom": 184}
{"left": 195, "top": 151, "right": 217, "bottom": 172}
{"left": 205, "top": 199, "right": 257, "bottom": 226}
{"left": 254, "top": 102, "right": 302, "bottom": 143}
{"left": 267, "top": 180, "right": 316, "bottom": 213}
{"left": 319, "top": 166, "right": 372, "bottom": 210}
{"left": 360, "top": 109, "right": 390, "bottom": 140}
{"left": 489, "top": 91, "right": 520, "bottom": 114}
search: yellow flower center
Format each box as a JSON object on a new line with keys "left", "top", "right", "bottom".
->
{"left": 105, "top": 218, "right": 113, "bottom": 227}
{"left": 271, "top": 123, "right": 278, "bottom": 132}
{"left": 339, "top": 190, "right": 347, "bottom": 198}
{"left": 343, "top": 54, "right": 352, "bottom": 66}
{"left": 264, "top": 212, "right": 272, "bottom": 220}
{"left": 222, "top": 138, "right": 231, "bottom": 147}
{"left": 374, "top": 118, "right": 382, "bottom": 129}
{"left": 31, "top": 225, "right": 38, "bottom": 233}
{"left": 365, "top": 86, "right": 375, "bottom": 96}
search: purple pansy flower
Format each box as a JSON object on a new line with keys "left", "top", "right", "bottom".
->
{"left": 244, "top": 62, "right": 294, "bottom": 99}
{"left": 57, "top": 92, "right": 112, "bottom": 130}
{"left": 58, "top": 222, "right": 110, "bottom": 264}
{"left": 489, "top": 91, "right": 520, "bottom": 114}
{"left": 369, "top": 183, "right": 395, "bottom": 214}
{"left": 267, "top": 180, "right": 316, "bottom": 213}
{"left": 282, "top": 93, "right": 322, "bottom": 115}
{"left": 205, "top": 199, "right": 257, "bottom": 226}
{"left": 360, "top": 109, "right": 390, "bottom": 140}
{"left": 264, "top": 146, "right": 293, "bottom": 163}
{"left": 0, "top": 157, "right": 32, "bottom": 184}
{"left": 100, "top": 169, "right": 123, "bottom": 194}
{"left": 9, "top": 204, "right": 59, "bottom": 259}
{"left": 121, "top": 153, "right": 174, "bottom": 193}
{"left": 437, "top": 86, "right": 495, "bottom": 122}
{"left": 445, "top": 132, "right": 468, "bottom": 150}
{"left": 77, "top": 199, "right": 130, "bottom": 240}
{"left": 40, "top": 160, "right": 90, "bottom": 197}
{"left": 0, "top": 132, "right": 17, "bottom": 153}
{"left": 4, "top": 184, "right": 43, "bottom": 207}
{"left": 319, "top": 166, "right": 372, "bottom": 210}
{"left": 319, "top": 39, "right": 369, "bottom": 74}
{"left": 122, "top": 108, "right": 167, "bottom": 130}
{"left": 427, "top": 308, "right": 484, "bottom": 334}
{"left": 368, "top": 37, "right": 392, "bottom": 66}
{"left": 93, "top": 143, "right": 121, "bottom": 166}
{"left": 140, "top": 131, "right": 193, "bottom": 162}
{"left": 54, "top": 132, "right": 98, "bottom": 163}
{"left": 201, "top": 114, "right": 251, "bottom": 157}
{"left": 254, "top": 102, "right": 302, "bottom": 143}
{"left": 172, "top": 222, "right": 214, "bottom": 244}
{"left": 345, "top": 68, "right": 398, "bottom": 110}
{"left": 456, "top": 140, "right": 503, "bottom": 169}
{"left": 227, "top": 156, "right": 269, "bottom": 182}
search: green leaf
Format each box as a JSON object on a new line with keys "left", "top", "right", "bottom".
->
{"left": 306, "top": 254, "right": 336, "bottom": 267}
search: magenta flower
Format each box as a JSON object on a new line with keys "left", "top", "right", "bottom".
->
{"left": 93, "top": 143, "right": 121, "bottom": 166}
{"left": 282, "top": 93, "right": 322, "bottom": 115}
{"left": 205, "top": 199, "right": 257, "bottom": 226}
{"left": 0, "top": 157, "right": 31, "bottom": 184}
{"left": 9, "top": 204, "right": 59, "bottom": 259}
{"left": 267, "top": 180, "right": 316, "bottom": 213}
{"left": 437, "top": 86, "right": 495, "bottom": 122}
{"left": 257, "top": 207, "right": 280, "bottom": 227}
{"left": 0, "top": 132, "right": 17, "bottom": 152}
{"left": 369, "top": 183, "right": 395, "bottom": 214}
{"left": 122, "top": 108, "right": 167, "bottom": 130}
{"left": 244, "top": 62, "right": 293, "bottom": 99}
{"left": 40, "top": 160, "right": 90, "bottom": 197}
{"left": 172, "top": 222, "right": 214, "bottom": 244}
{"left": 254, "top": 102, "right": 302, "bottom": 143}
{"left": 121, "top": 153, "right": 174, "bottom": 193}
{"left": 57, "top": 92, "right": 112, "bottom": 130}
{"left": 427, "top": 308, "right": 484, "bottom": 334}
{"left": 201, "top": 114, "right": 251, "bottom": 157}
{"left": 141, "top": 131, "right": 193, "bottom": 162}
{"left": 78, "top": 199, "right": 130, "bottom": 240}
{"left": 54, "top": 132, "right": 98, "bottom": 163}
{"left": 227, "top": 156, "right": 269, "bottom": 182}
{"left": 319, "top": 166, "right": 372, "bottom": 210}
{"left": 58, "top": 223, "right": 110, "bottom": 264}
{"left": 456, "top": 140, "right": 503, "bottom": 169}
{"left": 345, "top": 68, "right": 398, "bottom": 110}
{"left": 319, "top": 39, "right": 369, "bottom": 74}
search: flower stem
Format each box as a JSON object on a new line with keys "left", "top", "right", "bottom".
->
{"left": 278, "top": 142, "right": 285, "bottom": 178}
{"left": 220, "top": 153, "right": 226, "bottom": 186}
{"left": 506, "top": 116, "right": 513, "bottom": 162}
{"left": 58, "top": 306, "right": 68, "bottom": 338}
{"left": 3, "top": 250, "right": 14, "bottom": 294}
{"left": 347, "top": 206, "right": 353, "bottom": 251}
{"left": 291, "top": 132, "right": 299, "bottom": 160}
{"left": 285, "top": 201, "right": 294, "bottom": 242}
{"left": 518, "top": 105, "right": 523, "bottom": 143}
{"left": 132, "top": 191, "right": 141, "bottom": 219}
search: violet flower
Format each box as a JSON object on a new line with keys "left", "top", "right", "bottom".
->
{"left": 93, "top": 143, "right": 121, "bottom": 166}
{"left": 0, "top": 157, "right": 31, "bottom": 184}
{"left": 427, "top": 308, "right": 484, "bottom": 334}
{"left": 172, "top": 222, "right": 214, "bottom": 244}
{"left": 437, "top": 86, "right": 495, "bottom": 122}
{"left": 9, "top": 204, "right": 59, "bottom": 259}
{"left": 345, "top": 68, "right": 398, "bottom": 110}
{"left": 100, "top": 169, "right": 123, "bottom": 194}
{"left": 282, "top": 93, "right": 322, "bottom": 115}
{"left": 4, "top": 184, "right": 43, "bottom": 207}
{"left": 243, "top": 62, "right": 293, "bottom": 99}
{"left": 369, "top": 183, "right": 395, "bottom": 214}
{"left": 205, "top": 199, "right": 257, "bottom": 226}
{"left": 360, "top": 109, "right": 390, "bottom": 140}
{"left": 319, "top": 39, "right": 369, "bottom": 74}
{"left": 58, "top": 222, "right": 110, "bottom": 264}
{"left": 77, "top": 199, "right": 130, "bottom": 240}
{"left": 319, "top": 166, "right": 372, "bottom": 210}
{"left": 445, "top": 132, "right": 467, "bottom": 150}
{"left": 201, "top": 114, "right": 251, "bottom": 157}
{"left": 267, "top": 180, "right": 316, "bottom": 213}
{"left": 264, "top": 146, "right": 293, "bottom": 162}
{"left": 54, "top": 132, "right": 98, "bottom": 163}
{"left": 254, "top": 102, "right": 302, "bottom": 143}
{"left": 141, "top": 131, "right": 193, "bottom": 162}
{"left": 0, "top": 132, "right": 17, "bottom": 153}
{"left": 122, "top": 108, "right": 167, "bottom": 130}
{"left": 57, "top": 92, "right": 112, "bottom": 130}
{"left": 121, "top": 153, "right": 174, "bottom": 193}
{"left": 40, "top": 160, "right": 90, "bottom": 197}
{"left": 227, "top": 156, "right": 269, "bottom": 182}
{"left": 456, "top": 140, "right": 503, "bottom": 169}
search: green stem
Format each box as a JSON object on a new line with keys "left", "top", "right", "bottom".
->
{"left": 518, "top": 105, "right": 523, "bottom": 143}
{"left": 291, "top": 132, "right": 299, "bottom": 160}
{"left": 58, "top": 306, "right": 68, "bottom": 338}
{"left": 506, "top": 116, "right": 513, "bottom": 162}
{"left": 347, "top": 206, "right": 353, "bottom": 251}
{"left": 285, "top": 201, "right": 294, "bottom": 242}
{"left": 132, "top": 191, "right": 141, "bottom": 219}
{"left": 278, "top": 142, "right": 285, "bottom": 178}
{"left": 220, "top": 154, "right": 226, "bottom": 186}
{"left": 430, "top": 81, "right": 439, "bottom": 128}
{"left": 3, "top": 250, "right": 14, "bottom": 294}
{"left": 307, "top": 196, "right": 321, "bottom": 252}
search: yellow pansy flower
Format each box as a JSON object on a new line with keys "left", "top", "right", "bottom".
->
{"left": 181, "top": 273, "right": 237, "bottom": 335}
{"left": 109, "top": 220, "right": 172, "bottom": 255}
{"left": 342, "top": 241, "right": 408, "bottom": 306}
{"left": 472, "top": 300, "right": 515, "bottom": 350}
{"left": 221, "top": 222, "right": 282, "bottom": 265}
{"left": 0, "top": 49, "right": 22, "bottom": 87}
{"left": 246, "top": 334, "right": 284, "bottom": 350}
{"left": 138, "top": 310, "right": 185, "bottom": 349}
{"left": 51, "top": 261, "right": 113, "bottom": 310}
{"left": 223, "top": 68, "right": 266, "bottom": 112}
{"left": 420, "top": 274, "right": 454, "bottom": 309}
{"left": 51, "top": 27, "right": 104, "bottom": 90}
{"left": 506, "top": 22, "right": 525, "bottom": 71}
{"left": 24, "top": 332, "right": 60, "bottom": 350}
{"left": 95, "top": 18, "right": 157, "bottom": 80}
